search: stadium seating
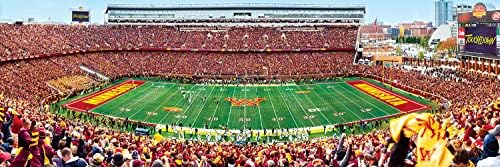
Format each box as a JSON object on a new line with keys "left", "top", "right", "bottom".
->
{"left": 0, "top": 24, "right": 357, "bottom": 59}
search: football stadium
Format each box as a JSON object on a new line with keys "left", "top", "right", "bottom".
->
{"left": 0, "top": 1, "right": 500, "bottom": 167}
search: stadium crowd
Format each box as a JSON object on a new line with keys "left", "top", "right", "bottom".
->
{"left": 0, "top": 24, "right": 357, "bottom": 59}
{"left": 0, "top": 25, "right": 499, "bottom": 167}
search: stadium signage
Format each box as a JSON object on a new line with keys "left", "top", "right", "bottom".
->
{"left": 65, "top": 80, "right": 145, "bottom": 112}
{"left": 72, "top": 11, "right": 90, "bottom": 22}
{"left": 473, "top": 2, "right": 487, "bottom": 18}
{"left": 347, "top": 80, "right": 429, "bottom": 113}
{"left": 464, "top": 24, "right": 497, "bottom": 55}
{"left": 465, "top": 34, "right": 496, "bottom": 45}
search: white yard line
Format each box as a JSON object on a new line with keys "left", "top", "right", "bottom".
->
{"left": 309, "top": 85, "right": 349, "bottom": 123}
{"left": 317, "top": 83, "right": 366, "bottom": 121}
{"left": 83, "top": 81, "right": 148, "bottom": 113}
{"left": 128, "top": 86, "right": 175, "bottom": 119}
{"left": 174, "top": 86, "right": 205, "bottom": 125}
{"left": 338, "top": 84, "right": 393, "bottom": 115}
{"left": 243, "top": 85, "right": 248, "bottom": 129}
{"left": 225, "top": 87, "right": 238, "bottom": 127}
{"left": 136, "top": 84, "right": 178, "bottom": 123}
{"left": 190, "top": 86, "right": 216, "bottom": 127}
{"left": 293, "top": 85, "right": 332, "bottom": 125}
{"left": 157, "top": 85, "right": 197, "bottom": 124}
{"left": 265, "top": 87, "right": 285, "bottom": 129}
{"left": 207, "top": 88, "right": 225, "bottom": 128}
{"left": 277, "top": 86, "right": 315, "bottom": 126}
{"left": 255, "top": 87, "right": 264, "bottom": 129}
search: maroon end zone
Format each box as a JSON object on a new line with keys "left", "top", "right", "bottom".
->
{"left": 64, "top": 80, "right": 145, "bottom": 112}
{"left": 347, "top": 80, "right": 430, "bottom": 113}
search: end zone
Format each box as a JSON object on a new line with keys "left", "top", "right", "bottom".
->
{"left": 347, "top": 80, "right": 430, "bottom": 113}
{"left": 64, "top": 80, "right": 145, "bottom": 112}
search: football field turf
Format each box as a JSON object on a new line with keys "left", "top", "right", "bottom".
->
{"left": 65, "top": 78, "right": 432, "bottom": 130}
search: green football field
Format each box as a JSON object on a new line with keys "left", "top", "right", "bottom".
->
{"left": 65, "top": 78, "right": 434, "bottom": 130}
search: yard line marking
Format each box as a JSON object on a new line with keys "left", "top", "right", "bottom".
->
{"left": 265, "top": 86, "right": 285, "bottom": 129}
{"left": 207, "top": 88, "right": 225, "bottom": 129}
{"left": 308, "top": 84, "right": 348, "bottom": 123}
{"left": 277, "top": 86, "right": 315, "bottom": 126}
{"left": 190, "top": 86, "right": 216, "bottom": 128}
{"left": 136, "top": 84, "right": 178, "bottom": 123}
{"left": 255, "top": 87, "right": 264, "bottom": 130}
{"left": 100, "top": 83, "right": 159, "bottom": 116}
{"left": 244, "top": 85, "right": 248, "bottom": 129}
{"left": 174, "top": 85, "right": 204, "bottom": 125}
{"left": 338, "top": 83, "right": 393, "bottom": 116}
{"left": 128, "top": 84, "right": 176, "bottom": 119}
{"left": 157, "top": 85, "right": 197, "bottom": 124}
{"left": 293, "top": 85, "right": 332, "bottom": 125}
{"left": 316, "top": 83, "right": 365, "bottom": 121}
{"left": 90, "top": 81, "right": 152, "bottom": 114}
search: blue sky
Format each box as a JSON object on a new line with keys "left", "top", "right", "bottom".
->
{"left": 0, "top": 0, "right": 498, "bottom": 25}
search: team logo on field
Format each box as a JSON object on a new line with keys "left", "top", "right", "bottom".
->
{"left": 295, "top": 91, "right": 311, "bottom": 94}
{"left": 224, "top": 98, "right": 266, "bottom": 106}
{"left": 163, "top": 107, "right": 182, "bottom": 112}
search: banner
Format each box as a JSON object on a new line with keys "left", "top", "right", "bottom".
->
{"left": 390, "top": 113, "right": 454, "bottom": 167}
{"left": 464, "top": 24, "right": 497, "bottom": 55}
{"left": 72, "top": 11, "right": 90, "bottom": 22}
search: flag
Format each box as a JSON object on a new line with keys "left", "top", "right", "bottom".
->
{"left": 389, "top": 113, "right": 454, "bottom": 167}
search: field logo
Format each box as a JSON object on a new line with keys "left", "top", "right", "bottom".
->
{"left": 295, "top": 91, "right": 311, "bottom": 94}
{"left": 163, "top": 107, "right": 182, "bottom": 112}
{"left": 224, "top": 98, "right": 266, "bottom": 106}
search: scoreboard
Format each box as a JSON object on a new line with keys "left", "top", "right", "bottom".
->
{"left": 458, "top": 2, "right": 500, "bottom": 56}
{"left": 72, "top": 10, "right": 90, "bottom": 22}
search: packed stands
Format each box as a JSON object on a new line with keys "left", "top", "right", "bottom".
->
{"left": 0, "top": 24, "right": 357, "bottom": 59}
{"left": 47, "top": 75, "right": 99, "bottom": 96}
{"left": 0, "top": 24, "right": 499, "bottom": 166}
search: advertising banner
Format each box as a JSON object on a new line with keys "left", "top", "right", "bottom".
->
{"left": 457, "top": 2, "right": 500, "bottom": 23}
{"left": 72, "top": 11, "right": 90, "bottom": 22}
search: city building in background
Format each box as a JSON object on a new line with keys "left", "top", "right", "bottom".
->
{"left": 396, "top": 21, "right": 434, "bottom": 37}
{"left": 453, "top": 4, "right": 472, "bottom": 21}
{"left": 435, "top": 0, "right": 453, "bottom": 26}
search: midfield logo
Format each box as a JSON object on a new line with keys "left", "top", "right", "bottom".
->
{"left": 224, "top": 98, "right": 266, "bottom": 106}
{"left": 163, "top": 107, "right": 182, "bottom": 112}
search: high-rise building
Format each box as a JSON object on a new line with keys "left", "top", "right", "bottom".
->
{"left": 435, "top": 0, "right": 453, "bottom": 26}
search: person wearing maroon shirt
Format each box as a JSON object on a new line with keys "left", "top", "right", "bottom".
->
{"left": 11, "top": 118, "right": 33, "bottom": 166}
